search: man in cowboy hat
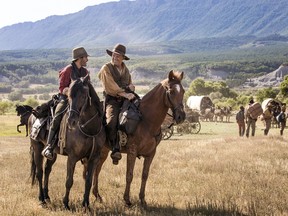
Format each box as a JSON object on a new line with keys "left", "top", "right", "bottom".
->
{"left": 98, "top": 43, "right": 135, "bottom": 165}
{"left": 42, "top": 46, "right": 90, "bottom": 160}
{"left": 245, "top": 99, "right": 257, "bottom": 137}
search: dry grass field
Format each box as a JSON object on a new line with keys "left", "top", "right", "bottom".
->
{"left": 1, "top": 115, "right": 288, "bottom": 215}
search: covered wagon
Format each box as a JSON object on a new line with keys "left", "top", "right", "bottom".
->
{"left": 187, "top": 96, "right": 214, "bottom": 121}
{"left": 186, "top": 96, "right": 213, "bottom": 112}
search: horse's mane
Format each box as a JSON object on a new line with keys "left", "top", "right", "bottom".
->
{"left": 142, "top": 78, "right": 169, "bottom": 101}
{"left": 16, "top": 104, "right": 33, "bottom": 115}
{"left": 87, "top": 82, "right": 103, "bottom": 116}
{"left": 141, "top": 70, "right": 183, "bottom": 103}
{"left": 69, "top": 78, "right": 103, "bottom": 116}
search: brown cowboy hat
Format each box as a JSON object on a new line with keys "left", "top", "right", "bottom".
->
{"left": 72, "top": 47, "right": 89, "bottom": 61}
{"left": 106, "top": 43, "right": 130, "bottom": 60}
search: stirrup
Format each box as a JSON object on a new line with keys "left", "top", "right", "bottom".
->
{"left": 42, "top": 146, "right": 53, "bottom": 160}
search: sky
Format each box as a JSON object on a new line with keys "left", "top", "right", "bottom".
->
{"left": 0, "top": 0, "right": 118, "bottom": 29}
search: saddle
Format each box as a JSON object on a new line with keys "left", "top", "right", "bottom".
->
{"left": 30, "top": 94, "right": 60, "bottom": 141}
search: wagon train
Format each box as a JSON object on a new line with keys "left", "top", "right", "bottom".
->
{"left": 161, "top": 108, "right": 201, "bottom": 140}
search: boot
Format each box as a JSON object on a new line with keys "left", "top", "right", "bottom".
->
{"left": 42, "top": 129, "right": 56, "bottom": 160}
{"left": 110, "top": 138, "right": 122, "bottom": 165}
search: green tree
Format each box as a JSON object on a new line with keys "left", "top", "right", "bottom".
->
{"left": 24, "top": 97, "right": 39, "bottom": 108}
{"left": 186, "top": 78, "right": 206, "bottom": 96}
{"left": 256, "top": 87, "right": 279, "bottom": 103}
{"left": 280, "top": 75, "right": 288, "bottom": 97}
{"left": 0, "top": 101, "right": 13, "bottom": 114}
{"left": 8, "top": 91, "right": 24, "bottom": 101}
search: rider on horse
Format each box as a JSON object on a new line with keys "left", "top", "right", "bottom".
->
{"left": 42, "top": 47, "right": 90, "bottom": 160}
{"left": 98, "top": 44, "right": 135, "bottom": 165}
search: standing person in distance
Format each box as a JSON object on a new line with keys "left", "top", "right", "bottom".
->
{"left": 42, "top": 47, "right": 90, "bottom": 160}
{"left": 245, "top": 99, "right": 257, "bottom": 138}
{"left": 278, "top": 105, "right": 287, "bottom": 136}
{"left": 98, "top": 43, "right": 135, "bottom": 165}
{"left": 263, "top": 103, "right": 273, "bottom": 135}
{"left": 236, "top": 105, "right": 245, "bottom": 136}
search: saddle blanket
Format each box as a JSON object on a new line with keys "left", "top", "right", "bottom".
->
{"left": 30, "top": 117, "right": 48, "bottom": 141}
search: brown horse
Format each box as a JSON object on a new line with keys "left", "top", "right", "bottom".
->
{"left": 16, "top": 104, "right": 33, "bottom": 136}
{"left": 29, "top": 75, "right": 106, "bottom": 210}
{"left": 92, "top": 70, "right": 186, "bottom": 207}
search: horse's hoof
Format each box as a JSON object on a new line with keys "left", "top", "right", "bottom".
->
{"left": 125, "top": 201, "right": 133, "bottom": 208}
{"left": 82, "top": 205, "right": 91, "bottom": 213}
{"left": 94, "top": 193, "right": 103, "bottom": 203}
{"left": 140, "top": 200, "right": 147, "bottom": 208}
{"left": 64, "top": 205, "right": 70, "bottom": 211}
{"left": 44, "top": 198, "right": 51, "bottom": 204}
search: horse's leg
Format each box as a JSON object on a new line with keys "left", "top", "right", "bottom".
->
{"left": 32, "top": 143, "right": 45, "bottom": 204}
{"left": 92, "top": 147, "right": 109, "bottom": 202}
{"left": 43, "top": 155, "right": 57, "bottom": 202}
{"left": 139, "top": 152, "right": 156, "bottom": 207}
{"left": 25, "top": 124, "right": 28, "bottom": 137}
{"left": 82, "top": 156, "right": 99, "bottom": 210}
{"left": 124, "top": 147, "right": 137, "bottom": 207}
{"left": 63, "top": 157, "right": 77, "bottom": 210}
{"left": 17, "top": 124, "right": 22, "bottom": 133}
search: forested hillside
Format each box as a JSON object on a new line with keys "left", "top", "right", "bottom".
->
{"left": 1, "top": 38, "right": 288, "bottom": 94}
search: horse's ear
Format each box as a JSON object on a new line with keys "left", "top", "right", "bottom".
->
{"left": 168, "top": 70, "right": 184, "bottom": 81}
{"left": 83, "top": 74, "right": 89, "bottom": 84}
{"left": 179, "top": 71, "right": 184, "bottom": 80}
{"left": 168, "top": 70, "right": 174, "bottom": 80}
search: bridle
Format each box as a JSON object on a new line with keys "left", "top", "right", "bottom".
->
{"left": 68, "top": 88, "right": 103, "bottom": 137}
{"left": 164, "top": 83, "right": 184, "bottom": 120}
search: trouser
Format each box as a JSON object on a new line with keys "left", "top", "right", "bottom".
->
{"left": 264, "top": 118, "right": 271, "bottom": 135}
{"left": 48, "top": 97, "right": 68, "bottom": 144}
{"left": 246, "top": 118, "right": 256, "bottom": 137}
{"left": 237, "top": 121, "right": 245, "bottom": 136}
{"left": 105, "top": 95, "right": 124, "bottom": 151}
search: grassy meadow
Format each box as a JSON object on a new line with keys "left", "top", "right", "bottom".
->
{"left": 1, "top": 115, "right": 288, "bottom": 215}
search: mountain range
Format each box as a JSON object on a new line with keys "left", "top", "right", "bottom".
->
{"left": 0, "top": 0, "right": 288, "bottom": 50}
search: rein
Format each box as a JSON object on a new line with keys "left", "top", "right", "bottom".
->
{"left": 77, "top": 112, "right": 102, "bottom": 137}
{"left": 68, "top": 91, "right": 102, "bottom": 162}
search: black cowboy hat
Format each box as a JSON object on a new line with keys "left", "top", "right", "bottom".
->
{"left": 106, "top": 44, "right": 130, "bottom": 60}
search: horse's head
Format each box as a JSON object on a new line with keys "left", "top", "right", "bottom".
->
{"left": 67, "top": 75, "right": 90, "bottom": 129}
{"left": 15, "top": 105, "right": 21, "bottom": 116}
{"left": 163, "top": 70, "right": 186, "bottom": 124}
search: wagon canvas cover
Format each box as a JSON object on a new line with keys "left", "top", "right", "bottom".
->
{"left": 186, "top": 96, "right": 213, "bottom": 111}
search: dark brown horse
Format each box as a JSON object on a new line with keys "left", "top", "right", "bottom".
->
{"left": 29, "top": 75, "right": 106, "bottom": 210}
{"left": 16, "top": 104, "right": 33, "bottom": 136}
{"left": 92, "top": 70, "right": 186, "bottom": 207}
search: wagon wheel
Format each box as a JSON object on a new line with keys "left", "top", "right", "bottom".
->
{"left": 190, "top": 121, "right": 201, "bottom": 134}
{"left": 162, "top": 127, "right": 174, "bottom": 140}
{"left": 177, "top": 120, "right": 192, "bottom": 134}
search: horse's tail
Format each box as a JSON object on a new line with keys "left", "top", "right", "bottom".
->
{"left": 29, "top": 145, "right": 37, "bottom": 186}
